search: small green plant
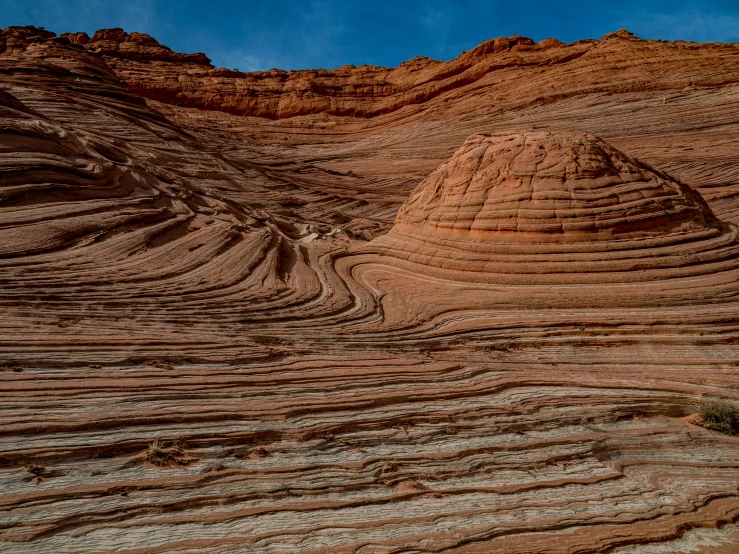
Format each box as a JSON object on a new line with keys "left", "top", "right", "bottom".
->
{"left": 696, "top": 401, "right": 739, "bottom": 435}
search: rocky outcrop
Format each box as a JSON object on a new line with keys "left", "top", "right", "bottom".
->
{"left": 0, "top": 26, "right": 56, "bottom": 54}
{"left": 95, "top": 35, "right": 590, "bottom": 118}
{"left": 83, "top": 29, "right": 739, "bottom": 120}
{"left": 81, "top": 28, "right": 211, "bottom": 64}
{"left": 4, "top": 26, "right": 739, "bottom": 121}
{"left": 394, "top": 131, "right": 716, "bottom": 237}
{"left": 374, "top": 131, "right": 737, "bottom": 276}
{"left": 86, "top": 33, "right": 581, "bottom": 119}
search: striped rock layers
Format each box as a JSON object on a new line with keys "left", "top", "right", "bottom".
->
{"left": 375, "top": 131, "right": 738, "bottom": 278}
{"left": 1, "top": 25, "right": 739, "bottom": 554}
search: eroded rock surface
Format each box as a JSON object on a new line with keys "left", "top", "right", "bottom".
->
{"left": 375, "top": 131, "right": 738, "bottom": 276}
{"left": 395, "top": 131, "right": 716, "bottom": 236}
{"left": 0, "top": 25, "right": 739, "bottom": 553}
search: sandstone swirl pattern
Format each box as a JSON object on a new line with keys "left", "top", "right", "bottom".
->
{"left": 1, "top": 25, "right": 739, "bottom": 554}
{"left": 376, "top": 131, "right": 738, "bottom": 277}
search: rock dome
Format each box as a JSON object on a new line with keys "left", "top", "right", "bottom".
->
{"left": 395, "top": 131, "right": 716, "bottom": 238}
{"left": 374, "top": 131, "right": 733, "bottom": 275}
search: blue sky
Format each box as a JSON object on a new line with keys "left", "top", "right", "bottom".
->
{"left": 2, "top": 1, "right": 739, "bottom": 70}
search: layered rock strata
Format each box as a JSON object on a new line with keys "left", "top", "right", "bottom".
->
{"left": 375, "top": 131, "right": 738, "bottom": 277}
{"left": 1, "top": 25, "right": 739, "bottom": 554}
{"left": 84, "top": 28, "right": 739, "bottom": 120}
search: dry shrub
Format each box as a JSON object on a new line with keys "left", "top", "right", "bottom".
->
{"left": 696, "top": 401, "right": 739, "bottom": 435}
{"left": 145, "top": 440, "right": 196, "bottom": 467}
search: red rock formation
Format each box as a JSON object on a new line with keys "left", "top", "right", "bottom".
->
{"left": 1, "top": 25, "right": 739, "bottom": 553}
{"left": 83, "top": 27, "right": 211, "bottom": 64}
{"left": 87, "top": 34, "right": 594, "bottom": 118}
{"left": 0, "top": 26, "right": 56, "bottom": 54}
{"left": 375, "top": 131, "right": 736, "bottom": 275}
{"left": 395, "top": 131, "right": 716, "bottom": 237}
{"left": 74, "top": 28, "right": 739, "bottom": 121}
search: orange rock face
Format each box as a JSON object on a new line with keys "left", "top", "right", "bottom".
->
{"left": 1, "top": 25, "right": 739, "bottom": 553}
{"left": 87, "top": 28, "right": 739, "bottom": 122}
{"left": 395, "top": 131, "right": 716, "bottom": 236}
{"left": 376, "top": 131, "right": 734, "bottom": 275}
